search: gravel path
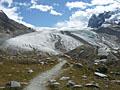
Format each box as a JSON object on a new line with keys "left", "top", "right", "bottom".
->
{"left": 24, "top": 60, "right": 66, "bottom": 90}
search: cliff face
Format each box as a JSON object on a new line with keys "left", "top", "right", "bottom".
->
{"left": 88, "top": 12, "right": 112, "bottom": 28}
{"left": 0, "top": 10, "right": 33, "bottom": 36}
{"left": 0, "top": 10, "right": 34, "bottom": 44}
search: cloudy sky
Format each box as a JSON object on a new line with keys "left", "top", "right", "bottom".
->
{"left": 0, "top": 0, "right": 120, "bottom": 29}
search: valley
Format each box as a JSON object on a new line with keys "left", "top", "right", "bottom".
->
{"left": 0, "top": 4, "right": 120, "bottom": 90}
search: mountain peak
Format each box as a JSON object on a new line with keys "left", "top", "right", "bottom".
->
{"left": 0, "top": 10, "right": 9, "bottom": 21}
{"left": 0, "top": 10, "right": 34, "bottom": 36}
{"left": 88, "top": 11, "right": 112, "bottom": 28}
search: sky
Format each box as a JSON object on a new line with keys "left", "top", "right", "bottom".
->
{"left": 0, "top": 0, "right": 120, "bottom": 30}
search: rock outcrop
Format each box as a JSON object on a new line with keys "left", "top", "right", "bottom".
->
{"left": 88, "top": 12, "right": 112, "bottom": 28}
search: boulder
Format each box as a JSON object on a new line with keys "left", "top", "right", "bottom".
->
{"left": 110, "top": 72, "right": 120, "bottom": 75}
{"left": 73, "top": 84, "right": 83, "bottom": 88}
{"left": 85, "top": 81, "right": 100, "bottom": 88}
{"left": 60, "top": 76, "right": 70, "bottom": 81}
{"left": 40, "top": 62, "right": 45, "bottom": 65}
{"left": 82, "top": 75, "right": 87, "bottom": 80}
{"left": 95, "top": 66, "right": 108, "bottom": 74}
{"left": 48, "top": 79, "right": 60, "bottom": 88}
{"left": 73, "top": 63, "right": 83, "bottom": 68}
{"left": 51, "top": 82, "right": 60, "bottom": 86}
{"left": 6, "top": 81, "right": 21, "bottom": 88}
{"left": 28, "top": 69, "right": 33, "bottom": 73}
{"left": 95, "top": 72, "right": 108, "bottom": 78}
{"left": 66, "top": 80, "right": 76, "bottom": 87}
{"left": 111, "top": 80, "right": 120, "bottom": 85}
{"left": 48, "top": 79, "right": 57, "bottom": 83}
{"left": 94, "top": 59, "right": 107, "bottom": 63}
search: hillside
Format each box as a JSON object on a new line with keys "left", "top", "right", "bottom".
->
{"left": 0, "top": 10, "right": 34, "bottom": 36}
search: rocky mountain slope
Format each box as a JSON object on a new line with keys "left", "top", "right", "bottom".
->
{"left": 0, "top": 10, "right": 120, "bottom": 55}
{"left": 1, "top": 25, "right": 120, "bottom": 55}
{"left": 0, "top": 10, "right": 33, "bottom": 36}
{"left": 0, "top": 10, "right": 34, "bottom": 44}
{"left": 88, "top": 10, "right": 120, "bottom": 28}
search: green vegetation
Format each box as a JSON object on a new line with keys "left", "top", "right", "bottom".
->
{"left": 0, "top": 50, "right": 58, "bottom": 90}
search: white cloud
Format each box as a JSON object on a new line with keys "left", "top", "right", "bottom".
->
{"left": 30, "top": 4, "right": 53, "bottom": 12}
{"left": 86, "top": 1, "right": 120, "bottom": 14}
{"left": 14, "top": 2, "right": 30, "bottom": 7}
{"left": 66, "top": 1, "right": 89, "bottom": 9}
{"left": 0, "top": 2, "right": 34, "bottom": 28}
{"left": 30, "top": 2, "right": 62, "bottom": 16}
{"left": 31, "top": 0, "right": 38, "bottom": 4}
{"left": 50, "top": 10, "right": 62, "bottom": 16}
{"left": 56, "top": 10, "right": 89, "bottom": 30}
{"left": 91, "top": 0, "right": 115, "bottom": 5}
{"left": 58, "top": 0, "right": 120, "bottom": 30}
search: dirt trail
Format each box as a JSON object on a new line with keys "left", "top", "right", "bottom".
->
{"left": 24, "top": 60, "right": 66, "bottom": 90}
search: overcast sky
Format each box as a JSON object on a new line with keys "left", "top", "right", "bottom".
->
{"left": 0, "top": 0, "right": 120, "bottom": 30}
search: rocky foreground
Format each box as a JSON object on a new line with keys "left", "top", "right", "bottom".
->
{"left": 47, "top": 45, "right": 120, "bottom": 90}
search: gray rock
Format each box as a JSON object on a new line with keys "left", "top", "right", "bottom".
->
{"left": 73, "top": 63, "right": 83, "bottom": 68}
{"left": 110, "top": 72, "right": 120, "bottom": 75}
{"left": 28, "top": 69, "right": 34, "bottom": 73}
{"left": 60, "top": 76, "right": 70, "bottom": 81}
{"left": 73, "top": 84, "right": 83, "bottom": 88}
{"left": 95, "top": 72, "right": 108, "bottom": 78}
{"left": 67, "top": 80, "right": 76, "bottom": 87}
{"left": 51, "top": 82, "right": 60, "bottom": 86}
{"left": 111, "top": 80, "right": 120, "bottom": 85}
{"left": 48, "top": 79, "right": 57, "bottom": 83}
{"left": 95, "top": 66, "right": 108, "bottom": 74}
{"left": 85, "top": 81, "right": 100, "bottom": 88}
{"left": 82, "top": 75, "right": 87, "bottom": 80}
{"left": 6, "top": 81, "right": 21, "bottom": 88}
{"left": 94, "top": 59, "right": 107, "bottom": 63}
{"left": 48, "top": 79, "right": 60, "bottom": 87}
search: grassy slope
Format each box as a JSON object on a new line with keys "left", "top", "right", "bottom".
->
{"left": 0, "top": 51, "right": 58, "bottom": 89}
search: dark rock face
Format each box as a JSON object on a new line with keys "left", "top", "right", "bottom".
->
{"left": 88, "top": 14, "right": 99, "bottom": 28}
{"left": 0, "top": 10, "right": 9, "bottom": 21}
{"left": 0, "top": 10, "right": 34, "bottom": 36}
{"left": 118, "top": 22, "right": 120, "bottom": 25}
{"left": 95, "top": 26, "right": 120, "bottom": 38}
{"left": 88, "top": 12, "right": 112, "bottom": 28}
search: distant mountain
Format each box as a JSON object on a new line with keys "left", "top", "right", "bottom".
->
{"left": 0, "top": 10, "right": 34, "bottom": 36}
{"left": 0, "top": 10, "right": 34, "bottom": 44}
{"left": 88, "top": 10, "right": 120, "bottom": 28}
{"left": 88, "top": 12, "right": 112, "bottom": 28}
{"left": 0, "top": 10, "right": 120, "bottom": 55}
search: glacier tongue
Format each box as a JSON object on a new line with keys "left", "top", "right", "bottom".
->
{"left": 2, "top": 30, "right": 83, "bottom": 54}
{"left": 1, "top": 29, "right": 119, "bottom": 55}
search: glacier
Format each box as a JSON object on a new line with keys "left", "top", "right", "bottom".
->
{"left": 1, "top": 30, "right": 83, "bottom": 54}
{"left": 1, "top": 28, "right": 119, "bottom": 55}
